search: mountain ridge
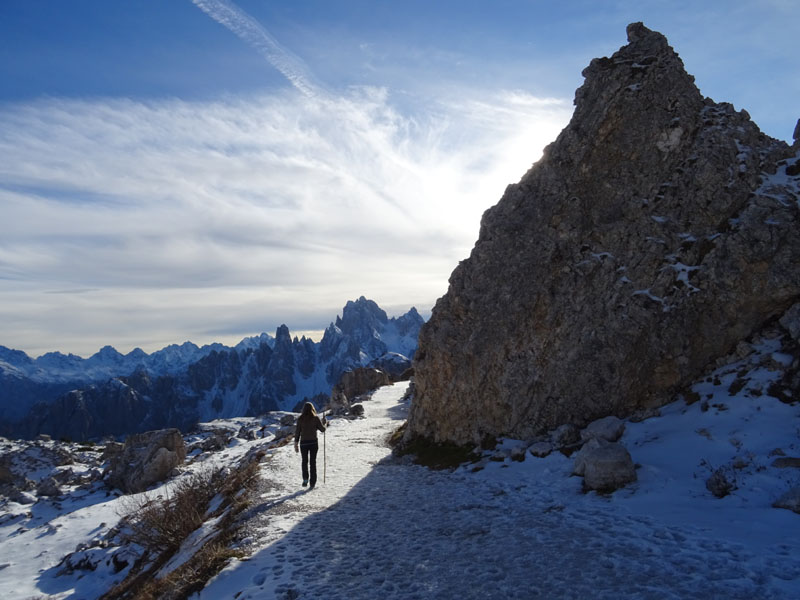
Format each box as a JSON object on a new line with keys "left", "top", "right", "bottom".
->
{"left": 1, "top": 297, "right": 423, "bottom": 439}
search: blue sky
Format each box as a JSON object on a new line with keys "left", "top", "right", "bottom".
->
{"left": 1, "top": 0, "right": 798, "bottom": 357}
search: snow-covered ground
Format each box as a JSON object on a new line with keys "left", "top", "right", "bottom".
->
{"left": 200, "top": 381, "right": 800, "bottom": 600}
{"left": 2, "top": 368, "right": 799, "bottom": 599}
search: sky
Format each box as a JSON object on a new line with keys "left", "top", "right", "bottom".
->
{"left": 1, "top": 0, "right": 798, "bottom": 358}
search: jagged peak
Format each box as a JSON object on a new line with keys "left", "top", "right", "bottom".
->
{"left": 0, "top": 346, "right": 34, "bottom": 365}
{"left": 340, "top": 297, "right": 388, "bottom": 325}
{"left": 625, "top": 21, "right": 665, "bottom": 45}
{"left": 91, "top": 345, "right": 123, "bottom": 361}
{"left": 274, "top": 324, "right": 292, "bottom": 343}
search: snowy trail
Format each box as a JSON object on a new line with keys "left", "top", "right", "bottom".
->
{"left": 199, "top": 382, "right": 800, "bottom": 600}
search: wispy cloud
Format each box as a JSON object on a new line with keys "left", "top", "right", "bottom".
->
{"left": 0, "top": 84, "right": 570, "bottom": 356}
{"left": 191, "top": 0, "right": 323, "bottom": 98}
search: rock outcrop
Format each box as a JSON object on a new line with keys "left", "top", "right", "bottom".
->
{"left": 332, "top": 368, "right": 391, "bottom": 403}
{"left": 407, "top": 23, "right": 800, "bottom": 445}
{"left": 106, "top": 428, "right": 186, "bottom": 494}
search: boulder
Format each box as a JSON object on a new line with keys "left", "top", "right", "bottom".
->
{"left": 510, "top": 445, "right": 527, "bottom": 462}
{"left": 405, "top": 22, "right": 800, "bottom": 445}
{"left": 551, "top": 424, "right": 581, "bottom": 447}
{"left": 237, "top": 425, "right": 256, "bottom": 441}
{"left": 107, "top": 428, "right": 186, "bottom": 494}
{"left": 279, "top": 414, "right": 296, "bottom": 426}
{"left": 200, "top": 429, "right": 231, "bottom": 452}
{"left": 528, "top": 441, "right": 553, "bottom": 458}
{"left": 574, "top": 439, "right": 637, "bottom": 492}
{"left": 326, "top": 389, "right": 351, "bottom": 416}
{"left": 350, "top": 404, "right": 365, "bottom": 418}
{"left": 52, "top": 467, "right": 75, "bottom": 484}
{"left": 581, "top": 416, "right": 626, "bottom": 443}
{"left": 37, "top": 476, "right": 61, "bottom": 497}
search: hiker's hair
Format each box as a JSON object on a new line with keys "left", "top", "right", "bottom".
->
{"left": 299, "top": 402, "right": 317, "bottom": 420}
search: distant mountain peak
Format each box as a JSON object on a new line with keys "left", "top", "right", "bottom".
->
{"left": 2, "top": 298, "right": 425, "bottom": 439}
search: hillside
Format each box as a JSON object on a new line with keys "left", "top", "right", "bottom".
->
{"left": 1, "top": 360, "right": 798, "bottom": 598}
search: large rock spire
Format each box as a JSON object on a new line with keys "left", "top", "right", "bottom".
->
{"left": 406, "top": 23, "right": 800, "bottom": 445}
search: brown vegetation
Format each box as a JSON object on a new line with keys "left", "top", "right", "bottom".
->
{"left": 102, "top": 458, "right": 262, "bottom": 600}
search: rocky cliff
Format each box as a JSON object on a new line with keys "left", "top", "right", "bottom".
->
{"left": 407, "top": 23, "right": 800, "bottom": 445}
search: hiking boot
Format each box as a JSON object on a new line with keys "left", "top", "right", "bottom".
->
{"left": 302, "top": 479, "right": 308, "bottom": 487}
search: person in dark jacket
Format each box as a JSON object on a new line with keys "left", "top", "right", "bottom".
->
{"left": 294, "top": 402, "right": 327, "bottom": 489}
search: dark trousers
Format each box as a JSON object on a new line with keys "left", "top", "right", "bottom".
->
{"left": 300, "top": 440, "right": 319, "bottom": 487}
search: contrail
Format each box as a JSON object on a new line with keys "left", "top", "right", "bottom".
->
{"left": 191, "top": 0, "right": 323, "bottom": 98}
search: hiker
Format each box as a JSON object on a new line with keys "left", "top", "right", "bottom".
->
{"left": 294, "top": 402, "right": 327, "bottom": 489}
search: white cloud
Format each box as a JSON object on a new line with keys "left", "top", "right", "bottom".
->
{"left": 0, "top": 84, "right": 571, "bottom": 357}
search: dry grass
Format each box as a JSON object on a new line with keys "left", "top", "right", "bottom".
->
{"left": 119, "top": 471, "right": 216, "bottom": 553}
{"left": 103, "top": 458, "right": 262, "bottom": 600}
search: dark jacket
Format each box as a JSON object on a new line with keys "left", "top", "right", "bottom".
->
{"left": 295, "top": 414, "right": 326, "bottom": 443}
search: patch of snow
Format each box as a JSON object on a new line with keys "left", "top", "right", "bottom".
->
{"left": 662, "top": 262, "right": 702, "bottom": 293}
{"left": 159, "top": 514, "right": 224, "bottom": 578}
{"left": 755, "top": 149, "right": 800, "bottom": 208}
{"left": 632, "top": 288, "right": 669, "bottom": 311}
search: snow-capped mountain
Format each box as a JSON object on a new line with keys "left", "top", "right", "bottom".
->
{"left": 1, "top": 340, "right": 228, "bottom": 385}
{"left": 0, "top": 340, "right": 230, "bottom": 424}
{"left": 0, "top": 297, "right": 424, "bottom": 440}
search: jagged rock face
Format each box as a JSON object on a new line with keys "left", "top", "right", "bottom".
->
{"left": 407, "top": 23, "right": 800, "bottom": 445}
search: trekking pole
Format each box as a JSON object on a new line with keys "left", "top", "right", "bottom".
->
{"left": 323, "top": 411, "right": 327, "bottom": 484}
